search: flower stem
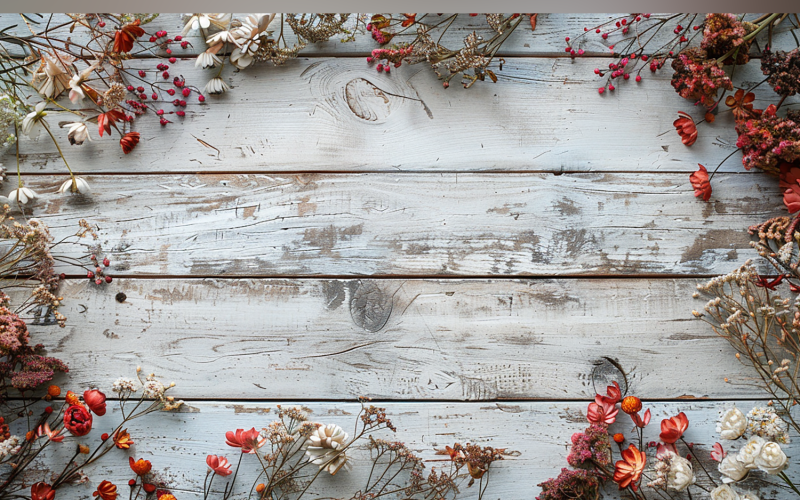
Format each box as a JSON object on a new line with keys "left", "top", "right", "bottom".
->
{"left": 779, "top": 471, "right": 800, "bottom": 497}
{"left": 41, "top": 120, "right": 75, "bottom": 188}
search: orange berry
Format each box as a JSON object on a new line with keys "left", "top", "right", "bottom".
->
{"left": 620, "top": 396, "right": 642, "bottom": 414}
{"left": 613, "top": 433, "right": 625, "bottom": 443}
{"left": 47, "top": 385, "right": 61, "bottom": 397}
{"left": 256, "top": 484, "right": 266, "bottom": 493}
{"left": 65, "top": 391, "right": 80, "bottom": 406}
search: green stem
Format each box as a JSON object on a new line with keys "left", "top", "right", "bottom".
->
{"left": 780, "top": 471, "right": 800, "bottom": 497}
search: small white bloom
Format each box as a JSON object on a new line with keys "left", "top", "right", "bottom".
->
{"left": 0, "top": 436, "right": 20, "bottom": 459}
{"left": 58, "top": 177, "right": 90, "bottom": 195}
{"left": 183, "top": 13, "right": 211, "bottom": 34}
{"left": 754, "top": 441, "right": 788, "bottom": 474}
{"left": 666, "top": 454, "right": 695, "bottom": 491}
{"left": 305, "top": 424, "right": 350, "bottom": 475}
{"left": 719, "top": 454, "right": 749, "bottom": 483}
{"left": 206, "top": 30, "right": 240, "bottom": 47}
{"left": 710, "top": 484, "right": 741, "bottom": 500}
{"left": 7, "top": 187, "right": 38, "bottom": 205}
{"left": 112, "top": 377, "right": 138, "bottom": 394}
{"left": 203, "top": 77, "right": 230, "bottom": 95}
{"left": 65, "top": 122, "right": 91, "bottom": 145}
{"left": 195, "top": 49, "right": 222, "bottom": 69}
{"left": 230, "top": 47, "right": 254, "bottom": 69}
{"left": 717, "top": 407, "right": 747, "bottom": 440}
{"left": 21, "top": 102, "right": 47, "bottom": 137}
{"left": 68, "top": 63, "right": 98, "bottom": 104}
{"left": 143, "top": 379, "right": 166, "bottom": 399}
{"left": 736, "top": 435, "right": 765, "bottom": 468}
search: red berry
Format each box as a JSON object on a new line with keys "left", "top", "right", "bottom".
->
{"left": 623, "top": 73, "right": 630, "bottom": 80}
{"left": 59, "top": 273, "right": 66, "bottom": 280}
{"left": 167, "top": 89, "right": 175, "bottom": 96}
{"left": 174, "top": 35, "right": 182, "bottom": 41}
{"left": 598, "top": 87, "right": 605, "bottom": 94}
{"left": 641, "top": 54, "right": 648, "bottom": 61}
{"left": 136, "top": 86, "right": 144, "bottom": 93}
{"left": 596, "top": 28, "right": 601, "bottom": 33}
{"left": 45, "top": 406, "right": 53, "bottom": 413}
{"left": 139, "top": 94, "right": 147, "bottom": 100}
{"left": 96, "top": 267, "right": 102, "bottom": 274}
{"left": 635, "top": 75, "right": 642, "bottom": 82}
{"left": 594, "top": 68, "right": 600, "bottom": 74}
{"left": 565, "top": 47, "right": 571, "bottom": 53}
{"left": 166, "top": 49, "right": 172, "bottom": 55}
{"left": 174, "top": 79, "right": 184, "bottom": 88}
{"left": 384, "top": 66, "right": 390, "bottom": 73}
{"left": 173, "top": 99, "right": 181, "bottom": 106}
{"left": 608, "top": 84, "right": 615, "bottom": 91}
{"left": 169, "top": 57, "right": 177, "bottom": 64}
{"left": 127, "top": 85, "right": 134, "bottom": 91}
{"left": 87, "top": 271, "right": 94, "bottom": 279}
{"left": 179, "top": 100, "right": 186, "bottom": 106}
{"left": 103, "top": 258, "right": 110, "bottom": 267}
{"left": 156, "top": 109, "right": 164, "bottom": 116}
{"left": 105, "top": 276, "right": 112, "bottom": 283}
{"left": 151, "top": 93, "right": 158, "bottom": 100}
{"left": 160, "top": 118, "right": 169, "bottom": 125}
{"left": 162, "top": 71, "right": 169, "bottom": 79}
{"left": 565, "top": 36, "right": 570, "bottom": 42}
{"left": 177, "top": 110, "right": 185, "bottom": 117}
{"left": 98, "top": 21, "right": 106, "bottom": 27}
{"left": 129, "top": 480, "right": 136, "bottom": 487}
{"left": 182, "top": 88, "right": 190, "bottom": 97}
{"left": 621, "top": 19, "right": 627, "bottom": 25}
{"left": 181, "top": 41, "right": 189, "bottom": 49}
{"left": 377, "top": 64, "right": 384, "bottom": 72}
{"left": 578, "top": 49, "right": 584, "bottom": 55}
{"left": 95, "top": 279, "right": 103, "bottom": 285}
{"left": 602, "top": 33, "right": 608, "bottom": 39}
{"left": 198, "top": 95, "right": 205, "bottom": 102}
{"left": 101, "top": 433, "right": 109, "bottom": 440}
{"left": 149, "top": 36, "right": 157, "bottom": 43}
{"left": 138, "top": 70, "right": 146, "bottom": 77}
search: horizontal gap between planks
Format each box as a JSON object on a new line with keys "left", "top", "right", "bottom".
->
{"left": 16, "top": 170, "right": 756, "bottom": 176}
{"left": 8, "top": 397, "right": 775, "bottom": 404}
{"left": 61, "top": 273, "right": 722, "bottom": 280}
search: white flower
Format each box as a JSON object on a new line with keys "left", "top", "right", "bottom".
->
{"left": 719, "top": 455, "right": 749, "bottom": 483}
{"left": 21, "top": 102, "right": 47, "bottom": 137}
{"left": 710, "top": 484, "right": 741, "bottom": 500}
{"left": 58, "top": 177, "right": 90, "bottom": 195}
{"left": 740, "top": 493, "right": 760, "bottom": 500}
{"left": 195, "top": 49, "right": 222, "bottom": 69}
{"left": 206, "top": 30, "right": 240, "bottom": 47}
{"left": 747, "top": 406, "right": 791, "bottom": 444}
{"left": 305, "top": 424, "right": 350, "bottom": 475}
{"left": 112, "top": 377, "right": 138, "bottom": 394}
{"left": 718, "top": 407, "right": 747, "bottom": 440}
{"left": 182, "top": 13, "right": 230, "bottom": 35}
{"left": 754, "top": 441, "right": 788, "bottom": 474}
{"left": 666, "top": 454, "right": 695, "bottom": 491}
{"left": 230, "top": 48, "right": 254, "bottom": 69}
{"left": 143, "top": 376, "right": 166, "bottom": 399}
{"left": 203, "top": 77, "right": 229, "bottom": 95}
{"left": 736, "top": 435, "right": 765, "bottom": 468}
{"left": 64, "top": 122, "right": 91, "bottom": 145}
{"left": 234, "top": 13, "right": 276, "bottom": 54}
{"left": 33, "top": 53, "right": 73, "bottom": 98}
{"left": 0, "top": 436, "right": 20, "bottom": 459}
{"left": 8, "top": 187, "right": 38, "bottom": 205}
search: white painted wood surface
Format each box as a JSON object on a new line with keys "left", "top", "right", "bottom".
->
{"left": 0, "top": 12, "right": 793, "bottom": 499}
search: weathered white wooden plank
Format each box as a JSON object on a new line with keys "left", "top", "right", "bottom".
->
{"left": 5, "top": 58, "right": 788, "bottom": 173}
{"left": 18, "top": 278, "right": 764, "bottom": 400}
{"left": 7, "top": 172, "right": 780, "bottom": 277}
{"left": 2, "top": 14, "right": 792, "bottom": 58}
{"left": 27, "top": 401, "right": 796, "bottom": 499}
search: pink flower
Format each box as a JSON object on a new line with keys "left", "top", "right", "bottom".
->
{"left": 656, "top": 442, "right": 678, "bottom": 459}
{"left": 63, "top": 405, "right": 92, "bottom": 436}
{"left": 587, "top": 399, "right": 618, "bottom": 425}
{"left": 659, "top": 412, "right": 689, "bottom": 444}
{"left": 225, "top": 428, "right": 266, "bottom": 453}
{"left": 711, "top": 442, "right": 727, "bottom": 462}
{"left": 598, "top": 382, "right": 621, "bottom": 406}
{"left": 206, "top": 455, "right": 233, "bottom": 476}
{"left": 36, "top": 422, "right": 64, "bottom": 442}
{"left": 629, "top": 408, "right": 651, "bottom": 428}
{"left": 83, "top": 389, "right": 107, "bottom": 416}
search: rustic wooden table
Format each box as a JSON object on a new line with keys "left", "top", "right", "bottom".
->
{"left": 2, "top": 12, "right": 795, "bottom": 500}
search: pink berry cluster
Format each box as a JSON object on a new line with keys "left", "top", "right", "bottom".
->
{"left": 87, "top": 254, "right": 113, "bottom": 285}
{"left": 366, "top": 46, "right": 413, "bottom": 73}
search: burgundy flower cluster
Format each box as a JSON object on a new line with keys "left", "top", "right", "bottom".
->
{"left": 761, "top": 48, "right": 800, "bottom": 98}
{"left": 701, "top": 13, "right": 755, "bottom": 64}
{"left": 670, "top": 48, "right": 733, "bottom": 108}
{"left": 537, "top": 468, "right": 602, "bottom": 500}
{"left": 736, "top": 105, "right": 800, "bottom": 174}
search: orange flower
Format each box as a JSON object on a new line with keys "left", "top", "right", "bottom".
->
{"left": 620, "top": 396, "right": 642, "bottom": 415}
{"left": 65, "top": 391, "right": 79, "bottom": 406}
{"left": 114, "top": 429, "right": 134, "bottom": 449}
{"left": 613, "top": 444, "right": 646, "bottom": 489}
{"left": 47, "top": 385, "right": 61, "bottom": 397}
{"left": 673, "top": 111, "right": 698, "bottom": 146}
{"left": 92, "top": 481, "right": 118, "bottom": 500}
{"left": 689, "top": 164, "right": 712, "bottom": 202}
{"left": 400, "top": 13, "right": 417, "bottom": 27}
{"left": 114, "top": 19, "right": 145, "bottom": 53}
{"left": 31, "top": 482, "right": 55, "bottom": 500}
{"left": 120, "top": 132, "right": 140, "bottom": 154}
{"left": 613, "top": 433, "right": 625, "bottom": 443}
{"left": 726, "top": 89, "right": 760, "bottom": 121}
{"left": 98, "top": 110, "right": 127, "bottom": 137}
{"left": 79, "top": 444, "right": 90, "bottom": 454}
{"left": 129, "top": 457, "right": 152, "bottom": 476}
{"left": 659, "top": 412, "right": 689, "bottom": 444}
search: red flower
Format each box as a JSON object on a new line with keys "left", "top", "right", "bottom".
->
{"left": 206, "top": 455, "right": 233, "bottom": 476}
{"left": 120, "top": 132, "right": 140, "bottom": 154}
{"left": 63, "top": 405, "right": 92, "bottom": 436}
{"left": 657, "top": 442, "right": 678, "bottom": 459}
{"left": 129, "top": 457, "right": 152, "bottom": 476}
{"left": 711, "top": 442, "right": 726, "bottom": 462}
{"left": 630, "top": 408, "right": 651, "bottom": 428}
{"left": 613, "top": 444, "right": 646, "bottom": 489}
{"left": 726, "top": 89, "right": 760, "bottom": 121}
{"left": 674, "top": 112, "right": 698, "bottom": 146}
{"left": 587, "top": 399, "right": 618, "bottom": 425}
{"left": 689, "top": 164, "right": 712, "bottom": 201}
{"left": 92, "top": 481, "right": 117, "bottom": 500}
{"left": 225, "top": 428, "right": 266, "bottom": 454}
{"left": 598, "top": 381, "right": 621, "bottom": 405}
{"left": 142, "top": 484, "right": 156, "bottom": 494}
{"left": 780, "top": 162, "right": 800, "bottom": 213}
{"left": 400, "top": 13, "right": 416, "bottom": 27}
{"left": 31, "top": 482, "right": 55, "bottom": 500}
{"left": 114, "top": 19, "right": 145, "bottom": 53}
{"left": 97, "top": 110, "right": 126, "bottom": 137}
{"left": 754, "top": 274, "right": 784, "bottom": 290}
{"left": 659, "top": 412, "right": 689, "bottom": 444}
{"left": 83, "top": 389, "right": 107, "bottom": 416}
{"left": 36, "top": 422, "right": 65, "bottom": 442}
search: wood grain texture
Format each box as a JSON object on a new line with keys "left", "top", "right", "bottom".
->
{"left": 21, "top": 278, "right": 762, "bottom": 400}
{"left": 29, "top": 401, "right": 797, "bottom": 499}
{"left": 6, "top": 172, "right": 780, "bottom": 277}
{"left": 5, "top": 58, "right": 792, "bottom": 174}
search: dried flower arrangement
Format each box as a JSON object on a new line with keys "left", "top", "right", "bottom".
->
{"left": 566, "top": 14, "right": 800, "bottom": 207}
{"left": 539, "top": 381, "right": 798, "bottom": 499}
{"left": 203, "top": 400, "right": 509, "bottom": 500}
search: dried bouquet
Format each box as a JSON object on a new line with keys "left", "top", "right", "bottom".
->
{"left": 203, "top": 400, "right": 509, "bottom": 500}
{"left": 539, "top": 381, "right": 798, "bottom": 499}
{"left": 566, "top": 14, "right": 800, "bottom": 206}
